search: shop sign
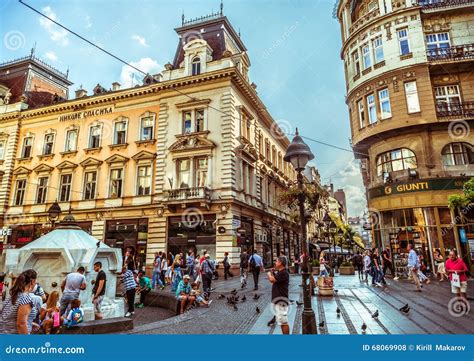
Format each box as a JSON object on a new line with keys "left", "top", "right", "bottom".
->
{"left": 232, "top": 219, "right": 241, "bottom": 229}
{"left": 217, "top": 226, "right": 226, "bottom": 234}
{"left": 58, "top": 106, "right": 114, "bottom": 122}
{"left": 368, "top": 177, "right": 467, "bottom": 200}
{"left": 0, "top": 227, "right": 12, "bottom": 236}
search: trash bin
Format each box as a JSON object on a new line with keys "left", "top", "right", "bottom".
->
{"left": 317, "top": 276, "right": 334, "bottom": 296}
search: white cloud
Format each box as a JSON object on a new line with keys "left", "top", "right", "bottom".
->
{"left": 339, "top": 160, "right": 360, "bottom": 177}
{"left": 343, "top": 185, "right": 367, "bottom": 217}
{"left": 39, "top": 6, "right": 69, "bottom": 46}
{"left": 85, "top": 15, "right": 92, "bottom": 29}
{"left": 44, "top": 51, "right": 58, "bottom": 62}
{"left": 131, "top": 35, "right": 149, "bottom": 47}
{"left": 120, "top": 58, "right": 161, "bottom": 88}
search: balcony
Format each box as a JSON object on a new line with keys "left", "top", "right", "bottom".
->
{"left": 166, "top": 187, "right": 212, "bottom": 202}
{"left": 349, "top": 9, "right": 380, "bottom": 35}
{"left": 417, "top": 0, "right": 474, "bottom": 11}
{"left": 427, "top": 44, "right": 474, "bottom": 63}
{"left": 436, "top": 102, "right": 474, "bottom": 119}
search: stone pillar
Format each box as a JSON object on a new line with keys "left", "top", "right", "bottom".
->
{"left": 216, "top": 209, "right": 237, "bottom": 269}
{"left": 91, "top": 220, "right": 105, "bottom": 241}
{"left": 146, "top": 215, "right": 167, "bottom": 274}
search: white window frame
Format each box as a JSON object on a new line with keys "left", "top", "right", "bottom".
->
{"left": 352, "top": 50, "right": 360, "bottom": 75}
{"left": 378, "top": 88, "right": 392, "bottom": 119}
{"left": 362, "top": 44, "right": 372, "bottom": 69}
{"left": 372, "top": 36, "right": 384, "bottom": 63}
{"left": 404, "top": 81, "right": 420, "bottom": 113}
{"left": 109, "top": 167, "right": 124, "bottom": 198}
{"left": 397, "top": 28, "right": 410, "bottom": 55}
{"left": 435, "top": 85, "right": 461, "bottom": 110}
{"left": 357, "top": 99, "right": 365, "bottom": 128}
{"left": 0, "top": 140, "right": 5, "bottom": 160}
{"left": 35, "top": 176, "right": 49, "bottom": 204}
{"left": 21, "top": 137, "right": 33, "bottom": 158}
{"left": 195, "top": 157, "right": 208, "bottom": 188}
{"left": 113, "top": 119, "right": 128, "bottom": 145}
{"left": 58, "top": 173, "right": 72, "bottom": 202}
{"left": 88, "top": 124, "right": 102, "bottom": 148}
{"left": 426, "top": 32, "right": 450, "bottom": 51}
{"left": 177, "top": 158, "right": 191, "bottom": 188}
{"left": 64, "top": 129, "right": 78, "bottom": 152}
{"left": 140, "top": 116, "right": 155, "bottom": 141}
{"left": 367, "top": 94, "right": 377, "bottom": 124}
{"left": 191, "top": 57, "right": 201, "bottom": 76}
{"left": 83, "top": 171, "right": 97, "bottom": 200}
{"left": 136, "top": 164, "right": 152, "bottom": 196}
{"left": 43, "top": 133, "right": 55, "bottom": 155}
{"left": 14, "top": 178, "right": 27, "bottom": 206}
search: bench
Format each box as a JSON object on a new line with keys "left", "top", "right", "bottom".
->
{"left": 61, "top": 317, "right": 133, "bottom": 334}
{"left": 142, "top": 290, "right": 183, "bottom": 315}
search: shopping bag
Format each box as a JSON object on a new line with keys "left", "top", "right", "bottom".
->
{"left": 451, "top": 272, "right": 461, "bottom": 288}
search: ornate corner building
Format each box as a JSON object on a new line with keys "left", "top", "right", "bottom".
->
{"left": 336, "top": 0, "right": 474, "bottom": 273}
{"left": 0, "top": 12, "right": 303, "bottom": 271}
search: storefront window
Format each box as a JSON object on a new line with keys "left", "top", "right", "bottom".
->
{"left": 438, "top": 207, "right": 453, "bottom": 225}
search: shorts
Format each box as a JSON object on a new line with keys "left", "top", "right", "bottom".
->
{"left": 93, "top": 296, "right": 104, "bottom": 313}
{"left": 273, "top": 302, "right": 289, "bottom": 325}
{"left": 451, "top": 281, "right": 468, "bottom": 294}
{"left": 177, "top": 295, "right": 191, "bottom": 301}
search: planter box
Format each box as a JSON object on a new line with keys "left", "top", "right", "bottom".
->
{"left": 317, "top": 276, "right": 334, "bottom": 296}
{"left": 312, "top": 266, "right": 320, "bottom": 275}
{"left": 339, "top": 266, "right": 355, "bottom": 275}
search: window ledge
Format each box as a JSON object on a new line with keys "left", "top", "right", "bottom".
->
{"left": 37, "top": 153, "right": 55, "bottom": 160}
{"left": 374, "top": 60, "right": 385, "bottom": 69}
{"left": 362, "top": 67, "right": 372, "bottom": 76}
{"left": 60, "top": 150, "right": 78, "bottom": 156}
{"left": 109, "top": 143, "right": 129, "bottom": 150}
{"left": 135, "top": 139, "right": 156, "bottom": 146}
{"left": 400, "top": 53, "right": 413, "bottom": 60}
{"left": 353, "top": 73, "right": 361, "bottom": 82}
{"left": 17, "top": 157, "right": 33, "bottom": 162}
{"left": 84, "top": 147, "right": 102, "bottom": 154}
{"left": 380, "top": 116, "right": 392, "bottom": 121}
{"left": 175, "top": 130, "right": 210, "bottom": 138}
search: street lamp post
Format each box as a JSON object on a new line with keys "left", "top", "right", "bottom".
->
{"left": 284, "top": 128, "right": 317, "bottom": 335}
{"left": 337, "top": 228, "right": 343, "bottom": 272}
{"left": 48, "top": 201, "right": 62, "bottom": 229}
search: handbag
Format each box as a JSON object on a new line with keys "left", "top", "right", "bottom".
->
{"left": 451, "top": 272, "right": 461, "bottom": 288}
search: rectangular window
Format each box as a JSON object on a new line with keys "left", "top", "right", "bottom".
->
{"left": 404, "top": 81, "right": 420, "bottom": 113}
{"left": 367, "top": 94, "right": 377, "bottom": 124}
{"left": 183, "top": 111, "right": 192, "bottom": 134}
{"left": 137, "top": 165, "right": 151, "bottom": 196}
{"left": 36, "top": 176, "right": 48, "bottom": 204}
{"left": 378, "top": 88, "right": 391, "bottom": 119}
{"left": 258, "top": 133, "right": 263, "bottom": 155}
{"left": 435, "top": 85, "right": 461, "bottom": 111}
{"left": 89, "top": 125, "right": 101, "bottom": 148}
{"left": 110, "top": 168, "right": 123, "bottom": 197}
{"left": 357, "top": 99, "right": 365, "bottom": 128}
{"left": 14, "top": 179, "right": 26, "bottom": 206}
{"left": 177, "top": 159, "right": 190, "bottom": 188}
{"left": 426, "top": 32, "right": 450, "bottom": 54}
{"left": 21, "top": 137, "right": 32, "bottom": 158}
{"left": 265, "top": 139, "right": 270, "bottom": 160}
{"left": 367, "top": 1, "right": 378, "bottom": 12}
{"left": 362, "top": 44, "right": 371, "bottom": 69}
{"left": 397, "top": 28, "right": 410, "bottom": 55}
{"left": 0, "top": 140, "right": 5, "bottom": 159}
{"left": 114, "top": 121, "right": 127, "bottom": 144}
{"left": 195, "top": 158, "right": 208, "bottom": 187}
{"left": 59, "top": 174, "right": 72, "bottom": 202}
{"left": 195, "top": 109, "right": 204, "bottom": 132}
{"left": 43, "top": 133, "right": 54, "bottom": 155}
{"left": 83, "top": 171, "right": 97, "bottom": 200}
{"left": 140, "top": 117, "right": 154, "bottom": 141}
{"left": 372, "top": 37, "right": 384, "bottom": 63}
{"left": 352, "top": 51, "right": 360, "bottom": 75}
{"left": 65, "top": 130, "right": 77, "bottom": 152}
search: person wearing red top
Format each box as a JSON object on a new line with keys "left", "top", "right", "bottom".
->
{"left": 445, "top": 250, "right": 469, "bottom": 299}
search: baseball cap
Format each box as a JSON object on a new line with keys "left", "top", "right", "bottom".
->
{"left": 183, "top": 275, "right": 191, "bottom": 279}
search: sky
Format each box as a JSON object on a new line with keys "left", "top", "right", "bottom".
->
{"left": 0, "top": 0, "right": 368, "bottom": 218}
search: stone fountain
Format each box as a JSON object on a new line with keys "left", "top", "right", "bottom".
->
{"left": 2, "top": 215, "right": 124, "bottom": 321}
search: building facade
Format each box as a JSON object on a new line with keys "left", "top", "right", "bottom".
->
{"left": 0, "top": 13, "right": 302, "bottom": 271}
{"left": 337, "top": 0, "right": 474, "bottom": 273}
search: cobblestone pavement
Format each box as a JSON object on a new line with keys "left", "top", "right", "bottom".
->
{"left": 122, "top": 274, "right": 474, "bottom": 335}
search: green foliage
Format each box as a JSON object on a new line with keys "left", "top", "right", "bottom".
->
{"left": 340, "top": 261, "right": 352, "bottom": 267}
{"left": 448, "top": 177, "right": 474, "bottom": 210}
{"left": 278, "top": 182, "right": 329, "bottom": 218}
{"left": 311, "top": 259, "right": 320, "bottom": 267}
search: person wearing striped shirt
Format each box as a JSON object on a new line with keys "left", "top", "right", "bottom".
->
{"left": 121, "top": 262, "right": 137, "bottom": 317}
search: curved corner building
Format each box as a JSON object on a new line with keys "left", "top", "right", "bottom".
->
{"left": 336, "top": 0, "right": 474, "bottom": 274}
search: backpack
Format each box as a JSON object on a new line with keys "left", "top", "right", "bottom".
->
{"left": 249, "top": 255, "right": 257, "bottom": 270}
{"left": 66, "top": 308, "right": 84, "bottom": 328}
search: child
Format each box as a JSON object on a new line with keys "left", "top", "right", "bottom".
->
{"left": 190, "top": 282, "right": 212, "bottom": 307}
{"left": 40, "top": 291, "right": 63, "bottom": 334}
{"left": 63, "top": 299, "right": 84, "bottom": 328}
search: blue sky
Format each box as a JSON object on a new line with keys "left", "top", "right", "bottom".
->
{"left": 0, "top": 0, "right": 367, "bottom": 217}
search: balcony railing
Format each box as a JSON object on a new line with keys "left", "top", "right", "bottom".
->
{"left": 427, "top": 44, "right": 474, "bottom": 62}
{"left": 436, "top": 102, "right": 474, "bottom": 119}
{"left": 417, "top": 0, "right": 474, "bottom": 10}
{"left": 167, "top": 187, "right": 212, "bottom": 201}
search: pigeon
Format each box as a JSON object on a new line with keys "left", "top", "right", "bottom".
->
{"left": 372, "top": 310, "right": 379, "bottom": 318}
{"left": 256, "top": 306, "right": 261, "bottom": 314}
{"left": 336, "top": 307, "right": 341, "bottom": 315}
{"left": 399, "top": 304, "right": 409, "bottom": 311}
{"left": 218, "top": 294, "right": 226, "bottom": 300}
{"left": 318, "top": 320, "right": 325, "bottom": 328}
{"left": 361, "top": 323, "right": 367, "bottom": 332}
{"left": 233, "top": 304, "right": 238, "bottom": 311}
{"left": 96, "top": 241, "right": 101, "bottom": 248}
{"left": 296, "top": 301, "right": 303, "bottom": 306}
{"left": 230, "top": 289, "right": 237, "bottom": 294}
{"left": 334, "top": 289, "right": 339, "bottom": 293}
{"left": 234, "top": 296, "right": 240, "bottom": 302}
{"left": 401, "top": 306, "right": 410, "bottom": 314}
{"left": 253, "top": 294, "right": 261, "bottom": 300}
{"left": 242, "top": 295, "right": 246, "bottom": 302}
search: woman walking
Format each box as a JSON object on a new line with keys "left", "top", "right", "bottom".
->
{"left": 171, "top": 254, "right": 183, "bottom": 292}
{"left": 433, "top": 249, "right": 448, "bottom": 281}
{"left": 0, "top": 269, "right": 37, "bottom": 334}
{"left": 319, "top": 251, "right": 329, "bottom": 277}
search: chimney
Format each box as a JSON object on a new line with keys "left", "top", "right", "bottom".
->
{"left": 112, "top": 82, "right": 121, "bottom": 91}
{"left": 75, "top": 88, "right": 87, "bottom": 99}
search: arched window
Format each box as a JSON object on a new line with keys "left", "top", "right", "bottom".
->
{"left": 376, "top": 148, "right": 417, "bottom": 177}
{"left": 441, "top": 143, "right": 474, "bottom": 166}
{"left": 191, "top": 57, "right": 201, "bottom": 76}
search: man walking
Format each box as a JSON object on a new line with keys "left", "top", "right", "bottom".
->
{"left": 248, "top": 250, "right": 264, "bottom": 290}
{"left": 407, "top": 244, "right": 421, "bottom": 292}
{"left": 382, "top": 246, "right": 398, "bottom": 280}
{"left": 152, "top": 252, "right": 164, "bottom": 290}
{"left": 60, "top": 266, "right": 87, "bottom": 316}
{"left": 445, "top": 249, "right": 469, "bottom": 299}
{"left": 240, "top": 250, "right": 249, "bottom": 288}
{"left": 353, "top": 252, "right": 364, "bottom": 281}
{"left": 267, "top": 256, "right": 290, "bottom": 334}
{"left": 186, "top": 251, "right": 195, "bottom": 279}
{"left": 223, "top": 252, "right": 232, "bottom": 280}
{"left": 92, "top": 262, "right": 107, "bottom": 320}
{"left": 201, "top": 254, "right": 215, "bottom": 299}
